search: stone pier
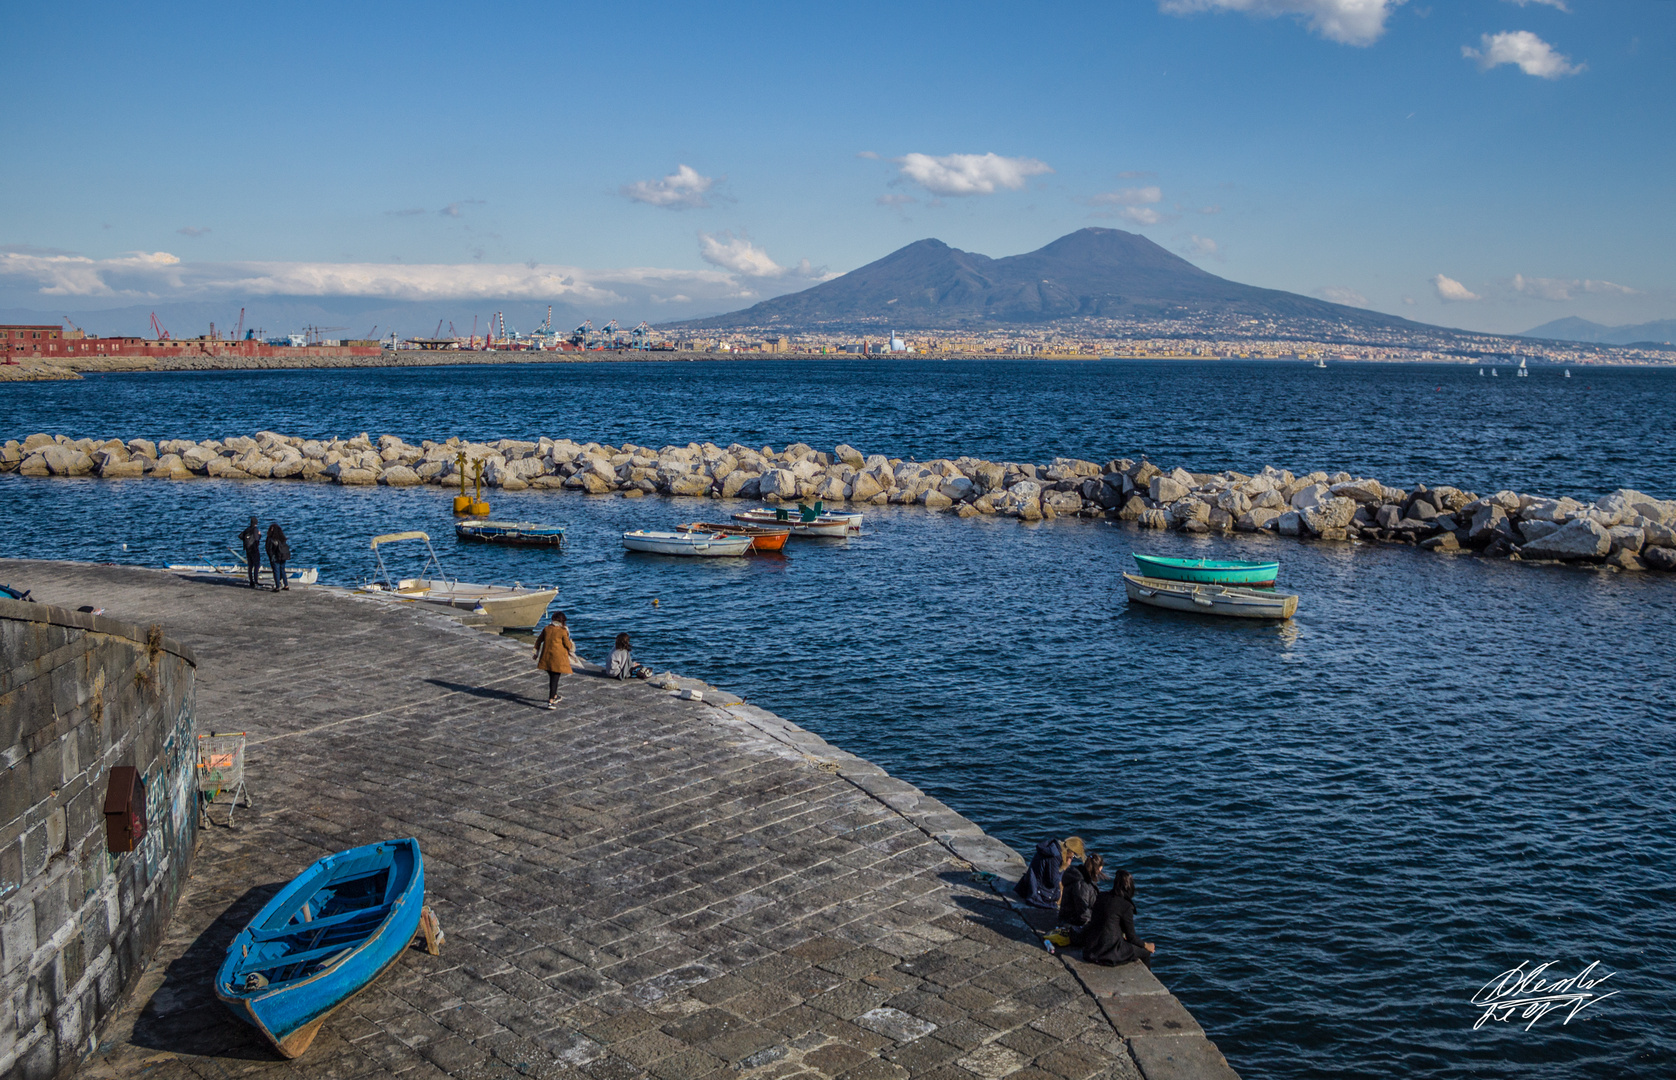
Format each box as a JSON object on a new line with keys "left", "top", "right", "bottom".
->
{"left": 0, "top": 559, "right": 1237, "bottom": 1080}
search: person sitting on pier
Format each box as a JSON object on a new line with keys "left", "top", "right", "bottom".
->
{"left": 238, "top": 516, "right": 262, "bottom": 588}
{"left": 533, "top": 611, "right": 574, "bottom": 709}
{"left": 264, "top": 522, "right": 291, "bottom": 592}
{"left": 1077, "top": 869, "right": 1155, "bottom": 968}
{"left": 606, "top": 633, "right": 652, "bottom": 680}
{"left": 1059, "top": 852, "right": 1105, "bottom": 928}
{"left": 1014, "top": 835, "right": 1085, "bottom": 909}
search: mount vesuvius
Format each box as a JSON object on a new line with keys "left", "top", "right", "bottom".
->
{"left": 673, "top": 228, "right": 1420, "bottom": 333}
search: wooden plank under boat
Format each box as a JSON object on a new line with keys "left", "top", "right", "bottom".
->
{"left": 677, "top": 522, "right": 791, "bottom": 552}
{"left": 1131, "top": 553, "right": 1279, "bottom": 586}
{"left": 454, "top": 520, "right": 565, "bottom": 548}
{"left": 1122, "top": 573, "right": 1298, "bottom": 620}
{"left": 622, "top": 530, "right": 755, "bottom": 557}
{"left": 215, "top": 839, "right": 425, "bottom": 1058}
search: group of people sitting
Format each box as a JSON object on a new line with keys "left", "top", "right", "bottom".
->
{"left": 1015, "top": 836, "right": 1155, "bottom": 967}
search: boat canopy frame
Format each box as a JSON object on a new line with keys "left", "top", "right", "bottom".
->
{"left": 369, "top": 531, "right": 456, "bottom": 592}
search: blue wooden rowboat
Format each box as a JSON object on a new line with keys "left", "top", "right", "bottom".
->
{"left": 1132, "top": 553, "right": 1279, "bottom": 587}
{"left": 215, "top": 839, "right": 426, "bottom": 1057}
{"left": 454, "top": 520, "right": 565, "bottom": 548}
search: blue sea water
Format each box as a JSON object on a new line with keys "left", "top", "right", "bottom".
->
{"left": 3, "top": 359, "right": 1673, "bottom": 1080}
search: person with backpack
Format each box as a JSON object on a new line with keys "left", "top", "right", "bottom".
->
{"left": 265, "top": 522, "right": 291, "bottom": 591}
{"left": 238, "top": 516, "right": 262, "bottom": 588}
{"left": 1014, "top": 836, "right": 1085, "bottom": 909}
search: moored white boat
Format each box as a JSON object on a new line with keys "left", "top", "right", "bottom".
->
{"left": 361, "top": 531, "right": 556, "bottom": 628}
{"left": 731, "top": 509, "right": 851, "bottom": 538}
{"left": 622, "top": 530, "right": 754, "bottom": 557}
{"left": 1122, "top": 573, "right": 1298, "bottom": 620}
{"left": 168, "top": 563, "right": 319, "bottom": 585}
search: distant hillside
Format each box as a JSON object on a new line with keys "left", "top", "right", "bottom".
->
{"left": 1521, "top": 316, "right": 1676, "bottom": 346}
{"left": 670, "top": 227, "right": 1424, "bottom": 332}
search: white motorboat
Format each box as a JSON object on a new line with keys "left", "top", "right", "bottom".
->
{"left": 1122, "top": 573, "right": 1298, "bottom": 620}
{"left": 361, "top": 531, "right": 556, "bottom": 628}
{"left": 622, "top": 530, "right": 754, "bottom": 557}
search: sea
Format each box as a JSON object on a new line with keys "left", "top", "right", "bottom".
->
{"left": 4, "top": 358, "right": 1673, "bottom": 1080}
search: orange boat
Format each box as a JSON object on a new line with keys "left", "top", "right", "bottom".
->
{"left": 677, "top": 522, "right": 791, "bottom": 553}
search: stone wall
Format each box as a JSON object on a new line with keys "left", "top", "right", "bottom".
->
{"left": 1, "top": 599, "right": 198, "bottom": 1080}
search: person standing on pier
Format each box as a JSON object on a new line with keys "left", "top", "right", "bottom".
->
{"left": 238, "top": 516, "right": 262, "bottom": 588}
{"left": 265, "top": 522, "right": 291, "bottom": 591}
{"left": 1015, "top": 836, "right": 1084, "bottom": 908}
{"left": 533, "top": 611, "right": 574, "bottom": 709}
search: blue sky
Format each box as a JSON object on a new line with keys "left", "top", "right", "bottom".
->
{"left": 1, "top": 0, "right": 1671, "bottom": 334}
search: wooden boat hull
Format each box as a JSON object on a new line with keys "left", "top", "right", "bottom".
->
{"left": 730, "top": 511, "right": 850, "bottom": 538}
{"left": 678, "top": 523, "right": 791, "bottom": 552}
{"left": 622, "top": 530, "right": 754, "bottom": 557}
{"left": 1122, "top": 573, "right": 1298, "bottom": 620}
{"left": 454, "top": 521, "right": 565, "bottom": 548}
{"left": 216, "top": 839, "right": 424, "bottom": 1058}
{"left": 393, "top": 579, "right": 557, "bottom": 628}
{"left": 1131, "top": 553, "right": 1278, "bottom": 586}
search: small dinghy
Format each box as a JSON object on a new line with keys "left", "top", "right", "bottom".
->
{"left": 216, "top": 839, "right": 434, "bottom": 1058}
{"left": 168, "top": 563, "right": 319, "bottom": 586}
{"left": 1131, "top": 553, "right": 1279, "bottom": 587}
{"left": 677, "top": 522, "right": 791, "bottom": 552}
{"left": 731, "top": 508, "right": 851, "bottom": 538}
{"left": 454, "top": 520, "right": 565, "bottom": 549}
{"left": 362, "top": 531, "right": 556, "bottom": 629}
{"left": 1122, "top": 573, "right": 1298, "bottom": 620}
{"left": 622, "top": 530, "right": 755, "bottom": 557}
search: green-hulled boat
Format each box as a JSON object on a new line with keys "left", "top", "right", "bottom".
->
{"left": 1131, "top": 553, "right": 1279, "bottom": 587}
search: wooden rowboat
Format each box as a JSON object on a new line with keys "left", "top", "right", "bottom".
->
{"left": 677, "top": 522, "right": 791, "bottom": 552}
{"left": 454, "top": 521, "right": 565, "bottom": 548}
{"left": 730, "top": 510, "right": 850, "bottom": 538}
{"left": 1122, "top": 573, "right": 1298, "bottom": 620}
{"left": 622, "top": 530, "right": 755, "bottom": 557}
{"left": 1131, "top": 553, "right": 1279, "bottom": 587}
{"left": 215, "top": 839, "right": 433, "bottom": 1058}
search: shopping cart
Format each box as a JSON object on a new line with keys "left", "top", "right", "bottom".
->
{"left": 198, "top": 731, "right": 252, "bottom": 825}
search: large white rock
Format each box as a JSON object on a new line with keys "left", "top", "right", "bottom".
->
{"left": 1150, "top": 476, "right": 1189, "bottom": 503}
{"left": 760, "top": 468, "right": 798, "bottom": 499}
{"left": 1237, "top": 507, "right": 1283, "bottom": 532}
{"left": 1301, "top": 497, "right": 1357, "bottom": 535}
{"left": 1289, "top": 483, "right": 1330, "bottom": 510}
{"left": 380, "top": 465, "right": 422, "bottom": 486}
{"left": 1608, "top": 526, "right": 1645, "bottom": 554}
{"left": 1329, "top": 479, "right": 1385, "bottom": 504}
{"left": 1521, "top": 518, "right": 1611, "bottom": 560}
{"left": 940, "top": 476, "right": 976, "bottom": 502}
{"left": 1042, "top": 489, "right": 1083, "bottom": 514}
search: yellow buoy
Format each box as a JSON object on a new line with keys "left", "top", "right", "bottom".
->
{"left": 453, "top": 495, "right": 472, "bottom": 514}
{"left": 469, "top": 501, "right": 491, "bottom": 517}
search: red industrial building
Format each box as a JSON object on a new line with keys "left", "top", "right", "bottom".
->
{"left": 4, "top": 324, "right": 381, "bottom": 361}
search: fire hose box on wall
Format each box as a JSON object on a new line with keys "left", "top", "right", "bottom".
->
{"left": 104, "top": 765, "right": 148, "bottom": 853}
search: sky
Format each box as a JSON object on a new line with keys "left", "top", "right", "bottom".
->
{"left": 1, "top": 0, "right": 1672, "bottom": 336}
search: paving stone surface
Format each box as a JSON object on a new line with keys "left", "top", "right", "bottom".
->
{"left": 2, "top": 560, "right": 1232, "bottom": 1080}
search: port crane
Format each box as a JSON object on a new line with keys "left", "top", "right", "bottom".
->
{"left": 150, "top": 312, "right": 171, "bottom": 340}
{"left": 303, "top": 325, "right": 347, "bottom": 345}
{"left": 233, "top": 308, "right": 245, "bottom": 341}
{"left": 569, "top": 320, "right": 592, "bottom": 349}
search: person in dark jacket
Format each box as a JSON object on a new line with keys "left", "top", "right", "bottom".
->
{"left": 265, "top": 523, "right": 291, "bottom": 592}
{"left": 1077, "top": 869, "right": 1154, "bottom": 967}
{"left": 1059, "top": 852, "right": 1105, "bottom": 928}
{"left": 1014, "top": 836, "right": 1085, "bottom": 909}
{"left": 238, "top": 516, "right": 262, "bottom": 588}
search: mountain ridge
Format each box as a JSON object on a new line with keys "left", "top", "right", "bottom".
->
{"left": 1520, "top": 316, "right": 1676, "bottom": 346}
{"left": 669, "top": 227, "right": 1426, "bottom": 333}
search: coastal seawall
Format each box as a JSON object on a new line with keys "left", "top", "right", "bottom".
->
{"left": 6, "top": 430, "right": 1676, "bottom": 573}
{"left": 3, "top": 559, "right": 1239, "bottom": 1080}
{"left": 1, "top": 598, "right": 198, "bottom": 1080}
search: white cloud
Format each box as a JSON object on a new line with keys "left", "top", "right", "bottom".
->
{"left": 876, "top": 193, "right": 917, "bottom": 207}
{"left": 176, "top": 226, "right": 211, "bottom": 238}
{"left": 0, "top": 248, "right": 768, "bottom": 306}
{"left": 437, "top": 199, "right": 486, "bottom": 218}
{"left": 1511, "top": 274, "right": 1638, "bottom": 301}
{"left": 1090, "top": 186, "right": 1163, "bottom": 207}
{"left": 1504, "top": 0, "right": 1567, "bottom": 10}
{"left": 620, "top": 165, "right": 716, "bottom": 209}
{"left": 698, "top": 231, "right": 783, "bottom": 277}
{"left": 1317, "top": 286, "right": 1370, "bottom": 307}
{"left": 893, "top": 152, "right": 1053, "bottom": 197}
{"left": 1432, "top": 273, "right": 1481, "bottom": 302}
{"left": 1159, "top": 0, "right": 1405, "bottom": 46}
{"left": 1182, "top": 235, "right": 1220, "bottom": 257}
{"left": 855, "top": 150, "right": 881, "bottom": 160}
{"left": 1117, "top": 207, "right": 1165, "bottom": 225}
{"left": 1463, "top": 31, "right": 1583, "bottom": 78}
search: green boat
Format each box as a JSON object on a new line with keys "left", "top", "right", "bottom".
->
{"left": 1131, "top": 553, "right": 1279, "bottom": 587}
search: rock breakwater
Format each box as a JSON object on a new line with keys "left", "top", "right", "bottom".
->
{"left": 6, "top": 430, "right": 1675, "bottom": 572}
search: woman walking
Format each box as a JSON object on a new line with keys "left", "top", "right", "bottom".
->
{"left": 265, "top": 522, "right": 291, "bottom": 591}
{"left": 533, "top": 611, "right": 574, "bottom": 709}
